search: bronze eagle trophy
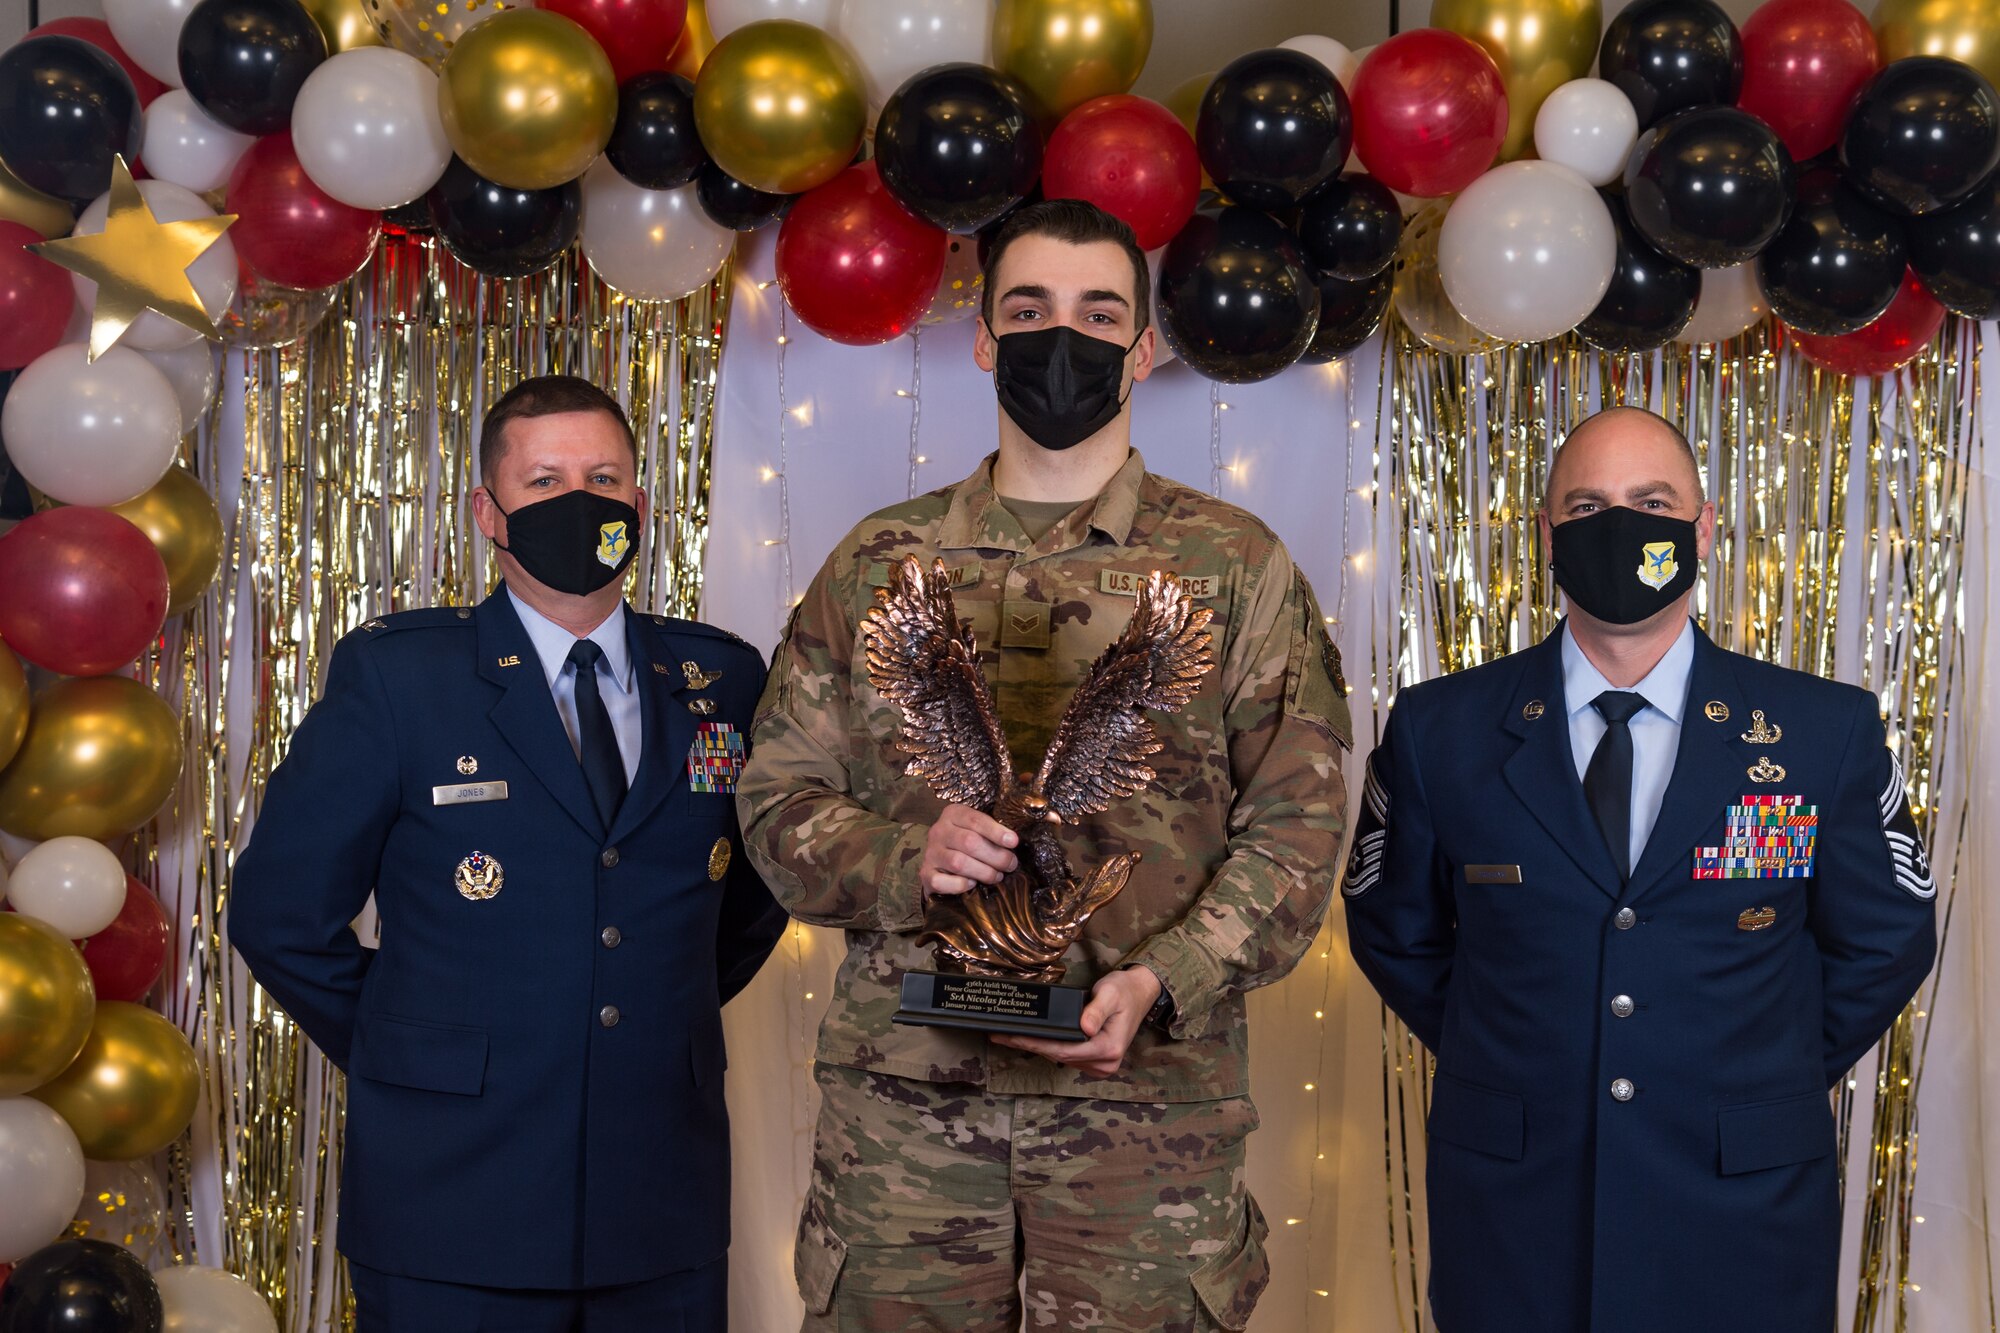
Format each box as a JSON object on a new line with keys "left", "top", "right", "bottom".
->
{"left": 862, "top": 554, "right": 1214, "bottom": 1038}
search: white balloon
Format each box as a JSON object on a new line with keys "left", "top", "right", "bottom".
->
{"left": 833, "top": 0, "right": 993, "bottom": 110}
{"left": 291, "top": 49, "right": 452, "bottom": 211}
{"left": 103, "top": 0, "right": 201, "bottom": 88}
{"left": 141, "top": 91, "right": 255, "bottom": 195}
{"left": 73, "top": 180, "right": 240, "bottom": 352}
{"left": 1438, "top": 160, "right": 1617, "bottom": 343}
{"left": 0, "top": 1098, "right": 87, "bottom": 1264}
{"left": 579, "top": 160, "right": 736, "bottom": 301}
{"left": 1677, "top": 262, "right": 1770, "bottom": 344}
{"left": 1533, "top": 79, "right": 1639, "bottom": 189}
{"left": 141, "top": 339, "right": 222, "bottom": 432}
{"left": 157, "top": 1267, "right": 280, "bottom": 1333}
{"left": 5, "top": 837, "right": 128, "bottom": 939}
{"left": 0, "top": 344, "right": 183, "bottom": 507}
{"left": 1279, "top": 34, "right": 1358, "bottom": 91}
{"left": 707, "top": 0, "right": 836, "bottom": 42}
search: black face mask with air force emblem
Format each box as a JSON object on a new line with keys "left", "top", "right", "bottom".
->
{"left": 1549, "top": 505, "right": 1698, "bottom": 625}
{"left": 991, "top": 324, "right": 1140, "bottom": 452}
{"left": 491, "top": 489, "right": 639, "bottom": 595}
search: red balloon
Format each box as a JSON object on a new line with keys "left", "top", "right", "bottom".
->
{"left": 77, "top": 875, "right": 170, "bottom": 1003}
{"left": 777, "top": 162, "right": 950, "bottom": 346}
{"left": 1790, "top": 268, "right": 1945, "bottom": 376}
{"left": 226, "top": 133, "right": 382, "bottom": 291}
{"left": 1737, "top": 0, "right": 1880, "bottom": 162}
{"left": 1041, "top": 94, "right": 1200, "bottom": 251}
{"left": 1350, "top": 30, "right": 1508, "bottom": 199}
{"left": 0, "top": 221, "right": 75, "bottom": 370}
{"left": 0, "top": 507, "right": 170, "bottom": 676}
{"left": 28, "top": 17, "right": 169, "bottom": 107}
{"left": 536, "top": 0, "right": 686, "bottom": 86}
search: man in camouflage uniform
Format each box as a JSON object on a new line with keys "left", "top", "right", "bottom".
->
{"left": 736, "top": 200, "right": 1351, "bottom": 1332}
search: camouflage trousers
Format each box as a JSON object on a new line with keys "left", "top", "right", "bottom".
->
{"left": 795, "top": 1063, "right": 1271, "bottom": 1332}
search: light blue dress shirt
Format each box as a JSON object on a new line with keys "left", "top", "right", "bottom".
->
{"left": 1562, "top": 619, "right": 1695, "bottom": 872}
{"left": 508, "top": 589, "right": 642, "bottom": 786}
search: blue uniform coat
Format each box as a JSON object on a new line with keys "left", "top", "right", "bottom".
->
{"left": 1343, "top": 625, "right": 1937, "bottom": 1333}
{"left": 231, "top": 588, "right": 786, "bottom": 1290}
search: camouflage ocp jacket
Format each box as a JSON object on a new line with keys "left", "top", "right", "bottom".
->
{"left": 736, "top": 450, "right": 1351, "bottom": 1101}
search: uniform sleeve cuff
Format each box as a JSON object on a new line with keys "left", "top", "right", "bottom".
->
{"left": 875, "top": 822, "right": 933, "bottom": 934}
{"left": 1120, "top": 931, "right": 1227, "bottom": 1041}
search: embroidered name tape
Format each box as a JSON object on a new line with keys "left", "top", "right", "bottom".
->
{"left": 687, "top": 721, "right": 747, "bottom": 794}
{"left": 1100, "top": 570, "right": 1218, "bottom": 599}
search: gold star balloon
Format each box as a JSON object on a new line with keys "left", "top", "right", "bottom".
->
{"left": 28, "top": 157, "right": 236, "bottom": 361}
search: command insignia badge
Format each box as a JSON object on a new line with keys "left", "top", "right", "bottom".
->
{"left": 708, "top": 837, "right": 731, "bottom": 881}
{"left": 455, "top": 851, "right": 503, "bottom": 901}
{"left": 456, "top": 755, "right": 478, "bottom": 776}
{"left": 596, "top": 520, "right": 630, "bottom": 568}
{"left": 1748, "top": 756, "right": 1787, "bottom": 783}
{"left": 1737, "top": 906, "right": 1777, "bottom": 931}
{"left": 1637, "top": 541, "right": 1678, "bottom": 590}
{"left": 682, "top": 660, "right": 723, "bottom": 689}
{"left": 1704, "top": 700, "right": 1730, "bottom": 722}
{"left": 1741, "top": 710, "right": 1783, "bottom": 744}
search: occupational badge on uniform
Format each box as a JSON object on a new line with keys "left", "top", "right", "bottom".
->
{"left": 686, "top": 721, "right": 747, "bottom": 794}
{"left": 1637, "top": 541, "right": 1678, "bottom": 590}
{"left": 1704, "top": 700, "right": 1730, "bottom": 723}
{"left": 682, "top": 660, "right": 723, "bottom": 690}
{"left": 1740, "top": 710, "right": 1783, "bottom": 744}
{"left": 688, "top": 697, "right": 718, "bottom": 716}
{"left": 455, "top": 851, "right": 503, "bottom": 901}
{"left": 1748, "top": 756, "right": 1787, "bottom": 783}
{"left": 708, "top": 837, "right": 731, "bottom": 881}
{"left": 456, "top": 755, "right": 479, "bottom": 776}
{"left": 1737, "top": 907, "right": 1777, "bottom": 931}
{"left": 596, "top": 520, "right": 630, "bottom": 568}
{"left": 1692, "top": 796, "right": 1816, "bottom": 879}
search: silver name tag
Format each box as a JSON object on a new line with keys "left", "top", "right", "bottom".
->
{"left": 1464, "top": 864, "right": 1522, "bottom": 884}
{"left": 432, "top": 782, "right": 509, "bottom": 806}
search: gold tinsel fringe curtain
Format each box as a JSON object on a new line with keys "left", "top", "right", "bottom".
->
{"left": 143, "top": 233, "right": 731, "bottom": 1330}
{"left": 1364, "top": 314, "right": 1982, "bottom": 1333}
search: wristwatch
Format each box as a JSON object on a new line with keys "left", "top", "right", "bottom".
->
{"left": 1130, "top": 964, "right": 1175, "bottom": 1031}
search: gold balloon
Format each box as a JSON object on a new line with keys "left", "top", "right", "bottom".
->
{"left": 1875, "top": 0, "right": 2000, "bottom": 93}
{"left": 0, "top": 638, "right": 25, "bottom": 772}
{"left": 31, "top": 1002, "right": 200, "bottom": 1161}
{"left": 107, "top": 469, "right": 224, "bottom": 618}
{"left": 1394, "top": 201, "right": 1505, "bottom": 355}
{"left": 0, "top": 155, "right": 75, "bottom": 240}
{"left": 365, "top": 0, "right": 512, "bottom": 68}
{"left": 0, "top": 676, "right": 185, "bottom": 842}
{"left": 302, "top": 0, "right": 385, "bottom": 52}
{"left": 992, "top": 0, "right": 1152, "bottom": 121}
{"left": 1434, "top": 0, "right": 1601, "bottom": 163}
{"left": 438, "top": 9, "right": 619, "bottom": 191}
{"left": 668, "top": 0, "right": 714, "bottom": 81}
{"left": 0, "top": 914, "right": 96, "bottom": 1097}
{"left": 693, "top": 20, "right": 868, "bottom": 196}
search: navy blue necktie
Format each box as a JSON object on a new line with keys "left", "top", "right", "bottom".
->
{"left": 1585, "top": 690, "right": 1647, "bottom": 880}
{"left": 568, "top": 639, "right": 626, "bottom": 829}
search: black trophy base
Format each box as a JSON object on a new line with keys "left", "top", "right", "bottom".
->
{"left": 893, "top": 970, "right": 1089, "bottom": 1041}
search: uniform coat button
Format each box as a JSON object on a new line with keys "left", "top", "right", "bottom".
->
{"left": 601, "top": 847, "right": 619, "bottom": 868}
{"left": 1614, "top": 907, "right": 1637, "bottom": 930}
{"left": 601, "top": 927, "right": 622, "bottom": 948}
{"left": 1611, "top": 994, "right": 1635, "bottom": 1018}
{"left": 599, "top": 1005, "right": 621, "bottom": 1027}
{"left": 1610, "top": 1078, "right": 1635, "bottom": 1102}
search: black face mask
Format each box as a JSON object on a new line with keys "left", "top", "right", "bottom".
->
{"left": 1550, "top": 505, "right": 1699, "bottom": 625}
{"left": 991, "top": 324, "right": 1138, "bottom": 451}
{"left": 491, "top": 489, "right": 640, "bottom": 596}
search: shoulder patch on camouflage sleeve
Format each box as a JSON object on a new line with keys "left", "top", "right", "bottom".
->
{"left": 1290, "top": 572, "right": 1353, "bottom": 751}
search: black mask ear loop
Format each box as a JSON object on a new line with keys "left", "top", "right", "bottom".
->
{"left": 484, "top": 488, "right": 516, "bottom": 555}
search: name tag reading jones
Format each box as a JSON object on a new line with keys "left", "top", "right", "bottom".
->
{"left": 933, "top": 975, "right": 1052, "bottom": 1020}
{"left": 1465, "top": 864, "right": 1523, "bottom": 884}
{"left": 432, "top": 782, "right": 509, "bottom": 806}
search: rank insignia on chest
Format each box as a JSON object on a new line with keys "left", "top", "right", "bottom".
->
{"left": 686, "top": 721, "right": 747, "bottom": 794}
{"left": 1692, "top": 796, "right": 1818, "bottom": 879}
{"left": 455, "top": 851, "right": 503, "bottom": 901}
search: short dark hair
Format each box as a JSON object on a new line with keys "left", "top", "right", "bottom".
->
{"left": 980, "top": 198, "right": 1150, "bottom": 335}
{"left": 478, "top": 375, "right": 636, "bottom": 482}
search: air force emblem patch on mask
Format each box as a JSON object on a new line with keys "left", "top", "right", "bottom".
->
{"left": 1638, "top": 540, "right": 1678, "bottom": 590}
{"left": 597, "top": 521, "right": 630, "bottom": 568}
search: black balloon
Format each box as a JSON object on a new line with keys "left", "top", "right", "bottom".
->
{"left": 426, "top": 156, "right": 581, "bottom": 278}
{"left": 1298, "top": 268, "right": 1390, "bottom": 364}
{"left": 695, "top": 161, "right": 792, "bottom": 231}
{"left": 383, "top": 196, "right": 435, "bottom": 235}
{"left": 1577, "top": 192, "right": 1701, "bottom": 352}
{"left": 876, "top": 63, "right": 1042, "bottom": 233}
{"left": 178, "top": 0, "right": 326, "bottom": 136}
{"left": 1757, "top": 171, "right": 1906, "bottom": 334}
{"left": 605, "top": 72, "right": 708, "bottom": 190}
{"left": 0, "top": 1239, "right": 162, "bottom": 1333}
{"left": 1840, "top": 57, "right": 2000, "bottom": 218}
{"left": 0, "top": 36, "right": 141, "bottom": 204}
{"left": 1598, "top": 0, "right": 1743, "bottom": 130}
{"left": 1157, "top": 206, "right": 1320, "bottom": 382}
{"left": 1196, "top": 48, "right": 1350, "bottom": 210}
{"left": 1624, "top": 106, "right": 1796, "bottom": 267}
{"left": 1297, "top": 173, "right": 1402, "bottom": 280}
{"left": 1908, "top": 172, "right": 2000, "bottom": 318}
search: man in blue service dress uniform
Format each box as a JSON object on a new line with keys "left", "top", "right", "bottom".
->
{"left": 1343, "top": 407, "right": 1937, "bottom": 1333}
{"left": 231, "top": 375, "right": 786, "bottom": 1332}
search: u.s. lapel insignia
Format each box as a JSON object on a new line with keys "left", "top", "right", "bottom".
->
{"left": 689, "top": 697, "right": 718, "bottom": 716}
{"left": 1748, "top": 756, "right": 1786, "bottom": 783}
{"left": 455, "top": 851, "right": 503, "bottom": 901}
{"left": 1737, "top": 906, "right": 1777, "bottom": 931}
{"left": 708, "top": 837, "right": 731, "bottom": 881}
{"left": 1704, "top": 700, "right": 1730, "bottom": 723}
{"left": 682, "top": 660, "right": 723, "bottom": 690}
{"left": 456, "top": 755, "right": 479, "bottom": 776}
{"left": 1522, "top": 700, "right": 1546, "bottom": 721}
{"left": 1741, "top": 710, "right": 1783, "bottom": 744}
